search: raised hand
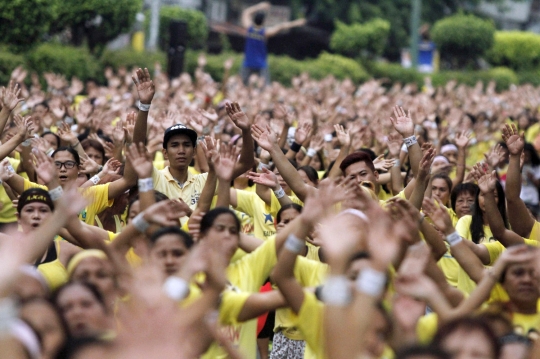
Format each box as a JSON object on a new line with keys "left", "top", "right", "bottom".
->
{"left": 226, "top": 102, "right": 251, "bottom": 131}
{"left": 101, "top": 158, "right": 122, "bottom": 177}
{"left": 334, "top": 124, "right": 350, "bottom": 147}
{"left": 68, "top": 77, "right": 84, "bottom": 97}
{"left": 112, "top": 119, "right": 126, "bottom": 146}
{"left": 57, "top": 122, "right": 78, "bottom": 146}
{"left": 364, "top": 198, "right": 401, "bottom": 270}
{"left": 418, "top": 147, "right": 435, "bottom": 181}
{"left": 502, "top": 123, "right": 524, "bottom": 156}
{"left": 454, "top": 131, "right": 471, "bottom": 149}
{"left": 50, "top": 103, "right": 66, "bottom": 120}
{"left": 142, "top": 200, "right": 187, "bottom": 227}
{"left": 0, "top": 159, "right": 14, "bottom": 182}
{"left": 247, "top": 167, "right": 279, "bottom": 190}
{"left": 273, "top": 103, "right": 289, "bottom": 121}
{"left": 33, "top": 150, "right": 57, "bottom": 185}
{"left": 80, "top": 157, "right": 101, "bottom": 175}
{"left": 13, "top": 115, "right": 35, "bottom": 141}
{"left": 387, "top": 133, "right": 403, "bottom": 157}
{"left": 477, "top": 170, "right": 497, "bottom": 194}
{"left": 132, "top": 68, "right": 155, "bottom": 104}
{"left": 302, "top": 178, "right": 356, "bottom": 226}
{"left": 389, "top": 106, "right": 414, "bottom": 138}
{"left": 398, "top": 242, "right": 431, "bottom": 278}
{"left": 309, "top": 134, "right": 324, "bottom": 152}
{"left": 214, "top": 142, "right": 239, "bottom": 181}
{"left": 251, "top": 123, "right": 277, "bottom": 152}
{"left": 197, "top": 108, "right": 218, "bottom": 123}
{"left": 126, "top": 142, "right": 153, "bottom": 178}
{"left": 1, "top": 81, "right": 24, "bottom": 111}
{"left": 422, "top": 197, "right": 453, "bottom": 235}
{"left": 124, "top": 111, "right": 136, "bottom": 144}
{"left": 294, "top": 121, "right": 312, "bottom": 145}
{"left": 484, "top": 143, "right": 505, "bottom": 169}
{"left": 56, "top": 184, "right": 89, "bottom": 217}
{"left": 373, "top": 154, "right": 396, "bottom": 172}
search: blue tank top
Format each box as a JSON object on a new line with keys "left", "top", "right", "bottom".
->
{"left": 243, "top": 26, "right": 267, "bottom": 69}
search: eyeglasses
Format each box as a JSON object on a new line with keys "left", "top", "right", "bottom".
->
{"left": 54, "top": 161, "right": 77, "bottom": 169}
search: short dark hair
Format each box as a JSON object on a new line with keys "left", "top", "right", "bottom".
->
{"left": 52, "top": 147, "right": 81, "bottom": 166}
{"left": 276, "top": 203, "right": 302, "bottom": 223}
{"left": 254, "top": 12, "right": 265, "bottom": 26}
{"left": 42, "top": 131, "right": 60, "bottom": 148}
{"left": 432, "top": 173, "right": 452, "bottom": 193}
{"left": 200, "top": 208, "right": 240, "bottom": 236}
{"left": 18, "top": 188, "right": 54, "bottom": 213}
{"left": 54, "top": 281, "right": 107, "bottom": 313}
{"left": 450, "top": 182, "right": 479, "bottom": 212}
{"left": 149, "top": 226, "right": 194, "bottom": 249}
{"left": 339, "top": 151, "right": 376, "bottom": 174}
{"left": 81, "top": 139, "right": 106, "bottom": 161}
{"left": 298, "top": 166, "right": 319, "bottom": 185}
{"left": 432, "top": 317, "right": 500, "bottom": 359}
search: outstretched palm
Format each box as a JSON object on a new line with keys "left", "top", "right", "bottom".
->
{"left": 390, "top": 106, "right": 414, "bottom": 138}
{"left": 226, "top": 102, "right": 251, "bottom": 130}
{"left": 132, "top": 68, "right": 155, "bottom": 104}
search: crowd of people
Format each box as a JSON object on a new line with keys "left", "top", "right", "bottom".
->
{"left": 1, "top": 53, "right": 540, "bottom": 359}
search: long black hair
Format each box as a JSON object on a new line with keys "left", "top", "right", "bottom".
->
{"left": 200, "top": 207, "right": 240, "bottom": 237}
{"left": 470, "top": 180, "right": 508, "bottom": 244}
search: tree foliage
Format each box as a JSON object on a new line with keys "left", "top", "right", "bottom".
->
{"left": 0, "top": 0, "right": 58, "bottom": 53}
{"left": 330, "top": 19, "right": 390, "bottom": 58}
{"left": 487, "top": 31, "right": 540, "bottom": 70}
{"left": 432, "top": 14, "right": 495, "bottom": 68}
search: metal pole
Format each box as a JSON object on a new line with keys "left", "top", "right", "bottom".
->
{"left": 410, "top": 0, "right": 421, "bottom": 69}
{"left": 148, "top": 0, "right": 161, "bottom": 51}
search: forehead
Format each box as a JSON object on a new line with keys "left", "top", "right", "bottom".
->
{"left": 58, "top": 284, "right": 93, "bottom": 302}
{"left": 345, "top": 161, "right": 373, "bottom": 176}
{"left": 168, "top": 134, "right": 192, "bottom": 144}
{"left": 214, "top": 213, "right": 238, "bottom": 226}
{"left": 72, "top": 257, "right": 108, "bottom": 272}
{"left": 153, "top": 234, "right": 187, "bottom": 250}
{"left": 22, "top": 202, "right": 51, "bottom": 211}
{"left": 432, "top": 178, "right": 449, "bottom": 188}
{"left": 53, "top": 151, "right": 76, "bottom": 162}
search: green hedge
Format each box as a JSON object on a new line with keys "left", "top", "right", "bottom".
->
{"left": 432, "top": 14, "right": 495, "bottom": 67}
{"left": 487, "top": 31, "right": 540, "bottom": 71}
{"left": 330, "top": 19, "right": 391, "bottom": 58}
{"left": 369, "top": 62, "right": 520, "bottom": 91}
{"left": 26, "top": 44, "right": 101, "bottom": 82}
{"left": 0, "top": 49, "right": 25, "bottom": 84}
{"left": 101, "top": 49, "right": 167, "bottom": 72}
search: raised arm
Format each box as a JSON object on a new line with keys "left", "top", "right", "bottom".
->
{"left": 252, "top": 123, "right": 316, "bottom": 202}
{"left": 225, "top": 102, "right": 255, "bottom": 179}
{"left": 328, "top": 124, "right": 352, "bottom": 179}
{"left": 452, "top": 132, "right": 470, "bottom": 188}
{"left": 248, "top": 167, "right": 293, "bottom": 207}
{"left": 479, "top": 171, "right": 524, "bottom": 247}
{"left": 0, "top": 115, "right": 34, "bottom": 162}
{"left": 214, "top": 143, "right": 237, "bottom": 208}
{"left": 390, "top": 106, "right": 421, "bottom": 178}
{"left": 266, "top": 18, "right": 306, "bottom": 38}
{"left": 241, "top": 1, "right": 270, "bottom": 28}
{"left": 0, "top": 81, "right": 24, "bottom": 132}
{"left": 131, "top": 68, "right": 156, "bottom": 146}
{"left": 502, "top": 123, "right": 535, "bottom": 237}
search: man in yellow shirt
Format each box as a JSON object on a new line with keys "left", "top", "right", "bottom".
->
{"left": 129, "top": 70, "right": 255, "bottom": 226}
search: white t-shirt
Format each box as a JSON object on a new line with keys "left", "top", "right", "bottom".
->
{"left": 520, "top": 164, "right": 540, "bottom": 205}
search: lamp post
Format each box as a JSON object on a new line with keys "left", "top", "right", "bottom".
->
{"left": 410, "top": 0, "right": 421, "bottom": 69}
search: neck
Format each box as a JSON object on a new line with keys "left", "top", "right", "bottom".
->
{"left": 169, "top": 166, "right": 189, "bottom": 184}
{"left": 234, "top": 178, "right": 249, "bottom": 190}
{"left": 507, "top": 299, "right": 538, "bottom": 315}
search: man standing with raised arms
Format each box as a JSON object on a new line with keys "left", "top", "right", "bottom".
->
{"left": 131, "top": 68, "right": 255, "bottom": 224}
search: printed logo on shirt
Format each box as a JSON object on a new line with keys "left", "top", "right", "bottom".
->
{"left": 263, "top": 213, "right": 273, "bottom": 224}
{"left": 79, "top": 209, "right": 87, "bottom": 221}
{"left": 190, "top": 191, "right": 201, "bottom": 206}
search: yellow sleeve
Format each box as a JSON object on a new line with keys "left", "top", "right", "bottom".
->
{"left": 107, "top": 231, "right": 142, "bottom": 267}
{"left": 23, "top": 178, "right": 48, "bottom": 191}
{"left": 416, "top": 313, "right": 438, "bottom": 344}
{"left": 528, "top": 221, "right": 540, "bottom": 241}
{"left": 219, "top": 290, "right": 250, "bottom": 325}
{"left": 455, "top": 215, "right": 472, "bottom": 240}
{"left": 81, "top": 183, "right": 113, "bottom": 217}
{"left": 291, "top": 291, "right": 325, "bottom": 358}
{"left": 525, "top": 239, "right": 539, "bottom": 247}
{"left": 227, "top": 238, "right": 277, "bottom": 292}
{"left": 294, "top": 256, "right": 328, "bottom": 286}
{"left": 482, "top": 242, "right": 505, "bottom": 266}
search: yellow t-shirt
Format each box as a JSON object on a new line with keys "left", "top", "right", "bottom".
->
{"left": 291, "top": 291, "right": 325, "bottom": 359}
{"left": 203, "top": 238, "right": 278, "bottom": 359}
{"left": 37, "top": 240, "right": 68, "bottom": 290}
{"left": 23, "top": 179, "right": 113, "bottom": 225}
{"left": 275, "top": 257, "right": 327, "bottom": 341}
{"left": 106, "top": 231, "right": 142, "bottom": 267}
{"left": 0, "top": 157, "right": 21, "bottom": 223}
{"left": 152, "top": 167, "right": 208, "bottom": 225}
{"left": 437, "top": 207, "right": 461, "bottom": 287}
{"left": 235, "top": 189, "right": 276, "bottom": 241}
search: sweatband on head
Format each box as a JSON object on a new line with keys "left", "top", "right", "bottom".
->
{"left": 441, "top": 144, "right": 458, "bottom": 154}
{"left": 67, "top": 250, "right": 108, "bottom": 276}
